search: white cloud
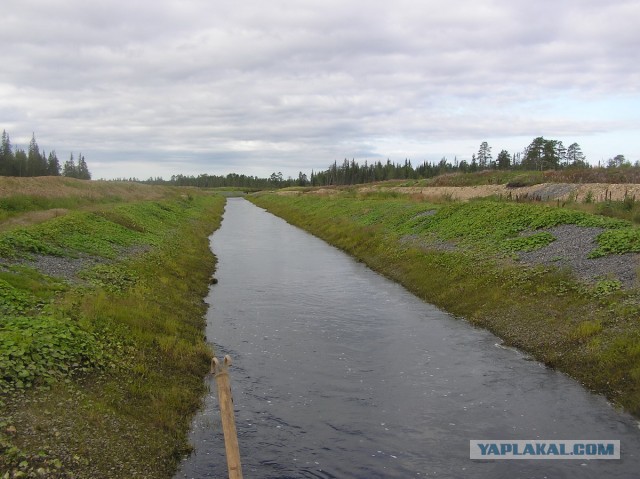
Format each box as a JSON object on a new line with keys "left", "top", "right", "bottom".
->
{"left": 1, "top": 0, "right": 639, "bottom": 179}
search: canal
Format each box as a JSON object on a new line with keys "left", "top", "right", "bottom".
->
{"left": 176, "top": 197, "right": 640, "bottom": 478}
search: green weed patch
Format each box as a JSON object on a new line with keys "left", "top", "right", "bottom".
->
{"left": 0, "top": 316, "right": 104, "bottom": 393}
{"left": 590, "top": 228, "right": 640, "bottom": 257}
{"left": 0, "top": 230, "right": 65, "bottom": 258}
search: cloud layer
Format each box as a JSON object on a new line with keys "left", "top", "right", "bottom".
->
{"left": 2, "top": 0, "right": 639, "bottom": 178}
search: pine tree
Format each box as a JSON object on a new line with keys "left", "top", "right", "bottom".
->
{"left": 27, "top": 133, "right": 47, "bottom": 176}
{"left": 77, "top": 154, "right": 91, "bottom": 180}
{"left": 0, "top": 130, "right": 13, "bottom": 175}
{"left": 63, "top": 153, "right": 77, "bottom": 178}
{"left": 47, "top": 151, "right": 61, "bottom": 176}
{"left": 555, "top": 141, "right": 567, "bottom": 167}
{"left": 523, "top": 137, "right": 562, "bottom": 170}
{"left": 496, "top": 150, "right": 511, "bottom": 169}
{"left": 477, "top": 142, "right": 492, "bottom": 169}
{"left": 14, "top": 149, "right": 27, "bottom": 177}
{"left": 566, "top": 143, "right": 586, "bottom": 167}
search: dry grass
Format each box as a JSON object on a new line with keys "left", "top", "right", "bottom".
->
{"left": 0, "top": 177, "right": 178, "bottom": 201}
{"left": 0, "top": 177, "right": 195, "bottom": 231}
{"left": 0, "top": 208, "right": 69, "bottom": 232}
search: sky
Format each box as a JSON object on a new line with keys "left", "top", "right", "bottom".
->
{"left": 1, "top": 0, "right": 639, "bottom": 180}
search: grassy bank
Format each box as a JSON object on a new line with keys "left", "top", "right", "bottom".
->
{"left": 249, "top": 191, "right": 640, "bottom": 417}
{"left": 1, "top": 181, "right": 224, "bottom": 478}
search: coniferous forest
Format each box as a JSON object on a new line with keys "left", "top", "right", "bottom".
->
{"left": 138, "top": 137, "right": 636, "bottom": 189}
{"left": 3, "top": 129, "right": 635, "bottom": 187}
{"left": 0, "top": 130, "right": 91, "bottom": 180}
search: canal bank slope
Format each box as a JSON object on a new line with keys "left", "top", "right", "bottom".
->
{"left": 1, "top": 179, "right": 225, "bottom": 478}
{"left": 249, "top": 191, "right": 640, "bottom": 418}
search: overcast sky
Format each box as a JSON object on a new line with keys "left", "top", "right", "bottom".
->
{"left": 2, "top": 0, "right": 639, "bottom": 180}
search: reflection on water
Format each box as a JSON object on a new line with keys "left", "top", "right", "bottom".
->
{"left": 176, "top": 198, "right": 640, "bottom": 479}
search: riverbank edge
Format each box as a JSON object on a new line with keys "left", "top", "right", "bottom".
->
{"left": 1, "top": 194, "right": 226, "bottom": 478}
{"left": 248, "top": 193, "right": 640, "bottom": 419}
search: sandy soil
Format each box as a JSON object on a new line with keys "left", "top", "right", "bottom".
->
{"left": 355, "top": 182, "right": 640, "bottom": 202}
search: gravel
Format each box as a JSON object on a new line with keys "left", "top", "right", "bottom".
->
{"left": 0, "top": 245, "right": 151, "bottom": 283}
{"left": 14, "top": 254, "right": 104, "bottom": 282}
{"left": 402, "top": 223, "right": 639, "bottom": 289}
{"left": 517, "top": 225, "right": 639, "bottom": 288}
{"left": 527, "top": 183, "right": 578, "bottom": 201}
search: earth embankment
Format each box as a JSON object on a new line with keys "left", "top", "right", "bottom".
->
{"left": 0, "top": 179, "right": 225, "bottom": 478}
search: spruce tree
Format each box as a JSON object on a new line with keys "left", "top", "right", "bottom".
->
{"left": 496, "top": 150, "right": 511, "bottom": 169}
{"left": 47, "top": 151, "right": 61, "bottom": 176}
{"left": 63, "top": 153, "right": 77, "bottom": 178}
{"left": 27, "top": 133, "right": 47, "bottom": 176}
{"left": 0, "top": 130, "right": 13, "bottom": 175}
{"left": 77, "top": 154, "right": 91, "bottom": 180}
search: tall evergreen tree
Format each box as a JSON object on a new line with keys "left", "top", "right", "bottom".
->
{"left": 496, "top": 150, "right": 511, "bottom": 169}
{"left": 77, "top": 153, "right": 91, "bottom": 180}
{"left": 477, "top": 142, "right": 492, "bottom": 169}
{"left": 27, "top": 133, "right": 47, "bottom": 176}
{"left": 47, "top": 151, "right": 61, "bottom": 176}
{"left": 0, "top": 130, "right": 13, "bottom": 175}
{"left": 470, "top": 153, "right": 478, "bottom": 172}
{"left": 566, "top": 143, "right": 587, "bottom": 167}
{"left": 63, "top": 153, "right": 77, "bottom": 178}
{"left": 14, "top": 149, "right": 27, "bottom": 177}
{"left": 523, "top": 137, "right": 561, "bottom": 170}
{"left": 555, "top": 141, "right": 567, "bottom": 167}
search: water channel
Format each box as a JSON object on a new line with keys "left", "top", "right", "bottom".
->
{"left": 176, "top": 197, "right": 640, "bottom": 478}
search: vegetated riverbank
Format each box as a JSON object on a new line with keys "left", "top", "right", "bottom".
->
{"left": 249, "top": 191, "right": 640, "bottom": 418}
{"left": 0, "top": 178, "right": 225, "bottom": 478}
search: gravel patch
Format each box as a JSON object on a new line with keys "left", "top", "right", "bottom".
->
{"left": 0, "top": 246, "right": 151, "bottom": 283}
{"left": 517, "top": 225, "right": 639, "bottom": 288}
{"left": 412, "top": 209, "right": 437, "bottom": 218}
{"left": 402, "top": 223, "right": 639, "bottom": 289}
{"left": 527, "top": 183, "right": 578, "bottom": 201}
{"left": 0, "top": 254, "right": 104, "bottom": 283}
{"left": 23, "top": 254, "right": 104, "bottom": 282}
{"left": 400, "top": 233, "right": 459, "bottom": 252}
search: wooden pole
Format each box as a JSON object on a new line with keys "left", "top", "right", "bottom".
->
{"left": 212, "top": 355, "right": 244, "bottom": 479}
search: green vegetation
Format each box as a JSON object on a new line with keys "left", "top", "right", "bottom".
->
{"left": 403, "top": 201, "right": 624, "bottom": 248}
{"left": 1, "top": 184, "right": 224, "bottom": 478}
{"left": 250, "top": 191, "right": 640, "bottom": 417}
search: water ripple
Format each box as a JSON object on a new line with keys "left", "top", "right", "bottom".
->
{"left": 177, "top": 198, "right": 640, "bottom": 479}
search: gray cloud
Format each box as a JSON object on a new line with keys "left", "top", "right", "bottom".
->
{"left": 1, "top": 0, "right": 639, "bottom": 179}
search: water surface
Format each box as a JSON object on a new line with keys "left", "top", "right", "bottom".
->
{"left": 176, "top": 198, "right": 640, "bottom": 478}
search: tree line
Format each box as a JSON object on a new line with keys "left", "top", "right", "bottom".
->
{"left": 308, "top": 137, "right": 634, "bottom": 186}
{"left": 131, "top": 136, "right": 634, "bottom": 189}
{"left": 0, "top": 130, "right": 91, "bottom": 179}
